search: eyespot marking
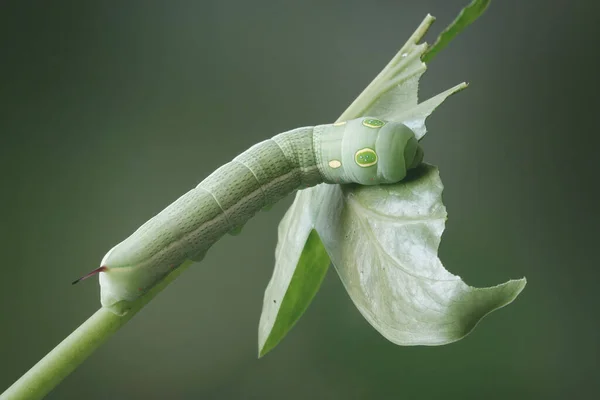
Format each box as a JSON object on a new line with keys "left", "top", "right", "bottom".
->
{"left": 333, "top": 121, "right": 347, "bottom": 126}
{"left": 355, "top": 148, "right": 378, "bottom": 167}
{"left": 328, "top": 160, "right": 342, "bottom": 169}
{"left": 362, "top": 118, "right": 385, "bottom": 128}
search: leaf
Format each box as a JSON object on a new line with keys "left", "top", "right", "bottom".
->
{"left": 422, "top": 0, "right": 492, "bottom": 63}
{"left": 258, "top": 194, "right": 329, "bottom": 356}
{"left": 337, "top": 14, "right": 466, "bottom": 139}
{"left": 314, "top": 164, "right": 526, "bottom": 345}
{"left": 394, "top": 82, "right": 467, "bottom": 140}
{"left": 258, "top": 230, "right": 329, "bottom": 356}
{"left": 259, "top": 5, "right": 525, "bottom": 355}
{"left": 338, "top": 15, "right": 436, "bottom": 124}
{"left": 259, "top": 15, "right": 449, "bottom": 357}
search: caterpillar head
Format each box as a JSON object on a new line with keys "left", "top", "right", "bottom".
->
{"left": 319, "top": 117, "right": 423, "bottom": 185}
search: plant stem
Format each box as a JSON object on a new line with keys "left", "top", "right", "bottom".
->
{"left": 1, "top": 261, "right": 193, "bottom": 400}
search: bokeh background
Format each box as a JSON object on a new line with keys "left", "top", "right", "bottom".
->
{"left": 1, "top": 0, "right": 598, "bottom": 398}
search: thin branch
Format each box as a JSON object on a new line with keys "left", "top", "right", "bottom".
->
{"left": 1, "top": 261, "right": 193, "bottom": 400}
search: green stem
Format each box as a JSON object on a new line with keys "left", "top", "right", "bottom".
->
{"left": 1, "top": 261, "right": 193, "bottom": 400}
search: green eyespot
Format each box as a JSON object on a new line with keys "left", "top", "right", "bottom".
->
{"left": 362, "top": 118, "right": 385, "bottom": 128}
{"left": 355, "top": 148, "right": 378, "bottom": 167}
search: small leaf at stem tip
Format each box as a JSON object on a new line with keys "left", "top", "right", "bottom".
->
{"left": 422, "top": 0, "right": 492, "bottom": 63}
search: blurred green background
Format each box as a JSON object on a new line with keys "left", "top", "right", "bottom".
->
{"left": 1, "top": 0, "right": 598, "bottom": 399}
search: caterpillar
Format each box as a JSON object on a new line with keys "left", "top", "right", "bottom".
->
{"left": 74, "top": 117, "right": 423, "bottom": 309}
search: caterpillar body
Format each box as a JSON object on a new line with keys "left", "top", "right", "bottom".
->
{"left": 86, "top": 117, "right": 423, "bottom": 309}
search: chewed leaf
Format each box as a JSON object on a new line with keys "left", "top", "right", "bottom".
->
{"left": 338, "top": 15, "right": 435, "bottom": 123}
{"left": 258, "top": 191, "right": 330, "bottom": 357}
{"left": 259, "top": 9, "right": 522, "bottom": 355}
{"left": 338, "top": 14, "right": 466, "bottom": 140}
{"left": 398, "top": 82, "right": 467, "bottom": 140}
{"left": 315, "top": 165, "right": 526, "bottom": 345}
{"left": 258, "top": 16, "right": 442, "bottom": 356}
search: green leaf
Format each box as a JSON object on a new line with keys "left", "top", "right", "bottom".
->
{"left": 258, "top": 16, "right": 459, "bottom": 355}
{"left": 259, "top": 7, "right": 525, "bottom": 355}
{"left": 314, "top": 164, "right": 526, "bottom": 345}
{"left": 422, "top": 0, "right": 492, "bottom": 63}
{"left": 259, "top": 17, "right": 449, "bottom": 356}
{"left": 337, "top": 13, "right": 466, "bottom": 140}
{"left": 258, "top": 229, "right": 329, "bottom": 357}
{"left": 338, "top": 14, "right": 436, "bottom": 124}
{"left": 257, "top": 189, "right": 330, "bottom": 356}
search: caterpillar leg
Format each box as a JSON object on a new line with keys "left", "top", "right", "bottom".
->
{"left": 408, "top": 144, "right": 424, "bottom": 169}
{"left": 190, "top": 251, "right": 207, "bottom": 263}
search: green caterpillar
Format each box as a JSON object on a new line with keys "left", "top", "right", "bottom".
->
{"left": 75, "top": 117, "right": 422, "bottom": 309}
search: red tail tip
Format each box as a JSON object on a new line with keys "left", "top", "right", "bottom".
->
{"left": 72, "top": 266, "right": 108, "bottom": 285}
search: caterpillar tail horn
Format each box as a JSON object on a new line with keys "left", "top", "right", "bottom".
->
{"left": 72, "top": 266, "right": 108, "bottom": 285}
